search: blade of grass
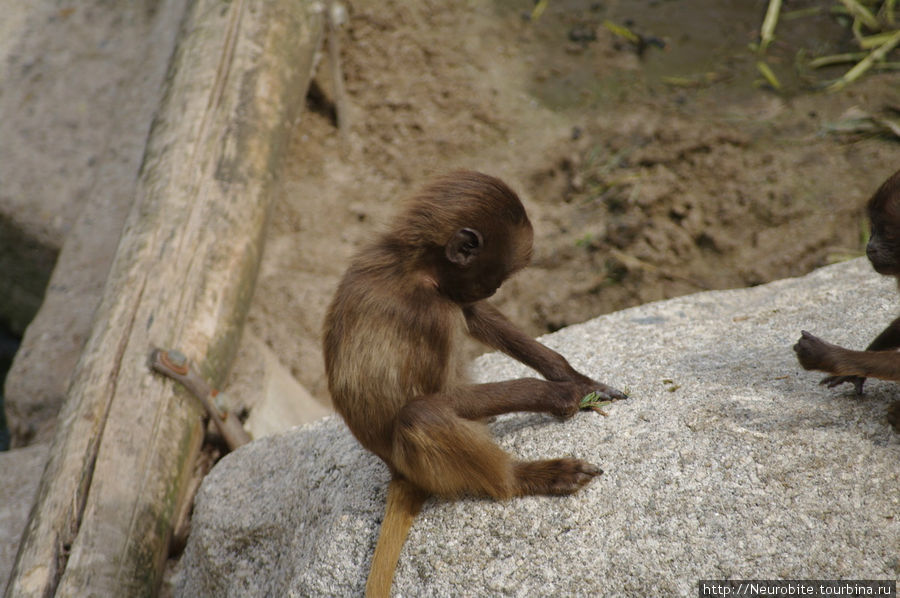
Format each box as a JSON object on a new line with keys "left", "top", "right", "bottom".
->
{"left": 760, "top": 0, "right": 782, "bottom": 52}
{"left": 603, "top": 19, "right": 641, "bottom": 44}
{"left": 531, "top": 0, "right": 549, "bottom": 21}
{"left": 883, "top": 0, "right": 897, "bottom": 26}
{"left": 756, "top": 60, "right": 782, "bottom": 90}
{"left": 859, "top": 31, "right": 899, "bottom": 49}
{"left": 828, "top": 28, "right": 900, "bottom": 91}
{"left": 808, "top": 52, "right": 867, "bottom": 68}
{"left": 838, "top": 0, "right": 882, "bottom": 31}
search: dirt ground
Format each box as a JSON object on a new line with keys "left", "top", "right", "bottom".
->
{"left": 243, "top": 0, "right": 900, "bottom": 409}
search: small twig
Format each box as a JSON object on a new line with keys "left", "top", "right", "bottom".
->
{"left": 149, "top": 348, "right": 251, "bottom": 451}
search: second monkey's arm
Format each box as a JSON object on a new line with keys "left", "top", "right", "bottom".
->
{"left": 795, "top": 318, "right": 900, "bottom": 393}
{"left": 463, "top": 302, "right": 627, "bottom": 400}
{"left": 863, "top": 317, "right": 900, "bottom": 352}
{"left": 825, "top": 318, "right": 900, "bottom": 392}
{"left": 795, "top": 330, "right": 900, "bottom": 383}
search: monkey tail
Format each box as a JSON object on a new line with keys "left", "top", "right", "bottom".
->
{"left": 366, "top": 478, "right": 429, "bottom": 598}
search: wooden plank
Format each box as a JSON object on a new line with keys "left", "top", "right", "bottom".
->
{"left": 4, "top": 0, "right": 325, "bottom": 596}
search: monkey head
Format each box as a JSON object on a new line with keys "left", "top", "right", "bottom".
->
{"left": 440, "top": 221, "right": 533, "bottom": 303}
{"left": 391, "top": 171, "right": 534, "bottom": 304}
{"left": 865, "top": 169, "right": 900, "bottom": 277}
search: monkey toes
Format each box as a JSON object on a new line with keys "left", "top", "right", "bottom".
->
{"left": 546, "top": 458, "right": 602, "bottom": 494}
{"left": 515, "top": 458, "right": 602, "bottom": 496}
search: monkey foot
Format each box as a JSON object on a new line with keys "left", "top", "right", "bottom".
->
{"left": 548, "top": 458, "right": 602, "bottom": 494}
{"left": 516, "top": 458, "right": 602, "bottom": 496}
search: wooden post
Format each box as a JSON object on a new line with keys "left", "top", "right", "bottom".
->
{"left": 4, "top": 0, "right": 324, "bottom": 596}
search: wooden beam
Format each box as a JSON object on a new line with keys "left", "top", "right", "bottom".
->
{"left": 4, "top": 0, "right": 325, "bottom": 596}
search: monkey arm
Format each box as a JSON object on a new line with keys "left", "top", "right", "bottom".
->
{"left": 865, "top": 317, "right": 900, "bottom": 351}
{"left": 795, "top": 330, "right": 900, "bottom": 382}
{"left": 829, "top": 348, "right": 900, "bottom": 381}
{"left": 827, "top": 317, "right": 900, "bottom": 393}
{"left": 463, "top": 302, "right": 627, "bottom": 401}
{"left": 816, "top": 320, "right": 900, "bottom": 394}
{"left": 463, "top": 302, "right": 586, "bottom": 382}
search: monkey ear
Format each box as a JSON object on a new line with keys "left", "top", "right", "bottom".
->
{"left": 445, "top": 228, "right": 483, "bottom": 266}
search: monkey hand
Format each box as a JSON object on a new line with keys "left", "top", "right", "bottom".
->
{"left": 819, "top": 375, "right": 866, "bottom": 395}
{"left": 793, "top": 330, "right": 842, "bottom": 373}
{"left": 568, "top": 371, "right": 628, "bottom": 402}
{"left": 562, "top": 374, "right": 628, "bottom": 418}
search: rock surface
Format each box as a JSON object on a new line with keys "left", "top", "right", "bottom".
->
{"left": 0, "top": 0, "right": 187, "bottom": 445}
{"left": 0, "top": 443, "right": 48, "bottom": 587}
{"left": 175, "top": 259, "right": 900, "bottom": 597}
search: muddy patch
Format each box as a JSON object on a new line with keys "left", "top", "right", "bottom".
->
{"left": 244, "top": 0, "right": 900, "bottom": 406}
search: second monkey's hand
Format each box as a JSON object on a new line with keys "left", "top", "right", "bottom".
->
{"left": 793, "top": 330, "right": 842, "bottom": 373}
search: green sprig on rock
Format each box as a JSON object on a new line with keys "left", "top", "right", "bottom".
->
{"left": 579, "top": 391, "right": 614, "bottom": 416}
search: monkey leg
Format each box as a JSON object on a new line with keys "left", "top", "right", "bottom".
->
{"left": 392, "top": 395, "right": 601, "bottom": 499}
{"left": 446, "top": 378, "right": 589, "bottom": 420}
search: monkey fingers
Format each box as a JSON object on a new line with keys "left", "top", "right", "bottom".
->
{"left": 579, "top": 391, "right": 612, "bottom": 416}
{"left": 591, "top": 382, "right": 628, "bottom": 402}
{"left": 794, "top": 330, "right": 841, "bottom": 372}
{"left": 820, "top": 375, "right": 866, "bottom": 395}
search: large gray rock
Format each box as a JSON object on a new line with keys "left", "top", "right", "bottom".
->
{"left": 1, "top": 0, "right": 188, "bottom": 445}
{"left": 176, "top": 259, "right": 899, "bottom": 597}
{"left": 0, "top": 443, "right": 48, "bottom": 588}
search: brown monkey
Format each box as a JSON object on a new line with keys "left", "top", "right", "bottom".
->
{"left": 794, "top": 168, "right": 900, "bottom": 431}
{"left": 323, "top": 171, "right": 627, "bottom": 597}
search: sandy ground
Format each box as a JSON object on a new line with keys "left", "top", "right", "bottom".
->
{"left": 244, "top": 0, "right": 900, "bottom": 409}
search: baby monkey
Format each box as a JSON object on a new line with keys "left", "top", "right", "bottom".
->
{"left": 794, "top": 168, "right": 900, "bottom": 430}
{"left": 323, "top": 171, "right": 626, "bottom": 597}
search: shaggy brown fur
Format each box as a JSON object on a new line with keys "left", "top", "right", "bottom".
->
{"left": 323, "top": 171, "right": 626, "bottom": 597}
